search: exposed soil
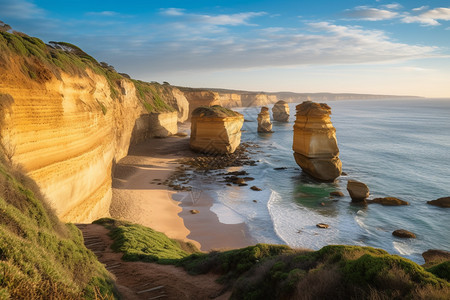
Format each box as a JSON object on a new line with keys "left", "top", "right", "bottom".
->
{"left": 77, "top": 224, "right": 230, "bottom": 300}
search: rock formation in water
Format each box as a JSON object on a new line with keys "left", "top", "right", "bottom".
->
{"left": 292, "top": 101, "right": 342, "bottom": 181}
{"left": 427, "top": 197, "right": 450, "bottom": 208}
{"left": 257, "top": 107, "right": 272, "bottom": 133}
{"left": 190, "top": 105, "right": 244, "bottom": 154}
{"left": 367, "top": 197, "right": 409, "bottom": 206}
{"left": 0, "top": 33, "right": 180, "bottom": 222}
{"left": 347, "top": 180, "right": 370, "bottom": 202}
{"left": 392, "top": 229, "right": 416, "bottom": 238}
{"left": 272, "top": 100, "right": 290, "bottom": 122}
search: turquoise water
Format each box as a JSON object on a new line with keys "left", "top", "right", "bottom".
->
{"left": 202, "top": 99, "right": 450, "bottom": 263}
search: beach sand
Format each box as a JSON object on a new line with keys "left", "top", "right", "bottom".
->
{"left": 110, "top": 133, "right": 254, "bottom": 251}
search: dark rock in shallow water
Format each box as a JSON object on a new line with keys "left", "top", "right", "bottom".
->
{"left": 347, "top": 180, "right": 369, "bottom": 202}
{"left": 274, "top": 167, "right": 287, "bottom": 170}
{"left": 190, "top": 209, "right": 200, "bottom": 214}
{"left": 427, "top": 197, "right": 450, "bottom": 208}
{"left": 250, "top": 186, "right": 262, "bottom": 191}
{"left": 422, "top": 249, "right": 450, "bottom": 264}
{"left": 392, "top": 229, "right": 416, "bottom": 238}
{"left": 316, "top": 223, "right": 329, "bottom": 229}
{"left": 368, "top": 197, "right": 409, "bottom": 206}
{"left": 330, "top": 191, "right": 344, "bottom": 197}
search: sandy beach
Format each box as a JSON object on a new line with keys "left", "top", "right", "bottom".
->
{"left": 110, "top": 131, "right": 254, "bottom": 252}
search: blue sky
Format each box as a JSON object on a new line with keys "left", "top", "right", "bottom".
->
{"left": 1, "top": 0, "right": 450, "bottom": 97}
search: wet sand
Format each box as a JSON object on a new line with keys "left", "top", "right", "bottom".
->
{"left": 110, "top": 134, "right": 254, "bottom": 251}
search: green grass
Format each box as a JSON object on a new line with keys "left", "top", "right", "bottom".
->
{"left": 99, "top": 218, "right": 450, "bottom": 300}
{"left": 0, "top": 156, "right": 117, "bottom": 299}
{"left": 131, "top": 80, "right": 175, "bottom": 113}
{"left": 192, "top": 105, "right": 242, "bottom": 118}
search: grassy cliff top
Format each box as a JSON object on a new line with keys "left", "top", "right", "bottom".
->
{"left": 192, "top": 105, "right": 242, "bottom": 118}
{"left": 98, "top": 218, "right": 450, "bottom": 300}
{"left": 0, "top": 155, "right": 117, "bottom": 299}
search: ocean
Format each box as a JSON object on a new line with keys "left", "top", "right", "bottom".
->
{"left": 193, "top": 99, "right": 450, "bottom": 263}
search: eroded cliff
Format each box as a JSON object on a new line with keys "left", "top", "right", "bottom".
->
{"left": 0, "top": 31, "right": 179, "bottom": 222}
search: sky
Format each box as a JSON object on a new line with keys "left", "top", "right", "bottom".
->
{"left": 1, "top": 0, "right": 450, "bottom": 97}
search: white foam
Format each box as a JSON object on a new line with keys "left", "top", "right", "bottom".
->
{"left": 210, "top": 203, "right": 245, "bottom": 224}
{"left": 393, "top": 241, "right": 414, "bottom": 256}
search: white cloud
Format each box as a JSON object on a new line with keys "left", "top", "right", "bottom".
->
{"left": 402, "top": 7, "right": 450, "bottom": 26}
{"left": 0, "top": 0, "right": 45, "bottom": 19}
{"left": 159, "top": 8, "right": 266, "bottom": 26}
{"left": 342, "top": 6, "right": 398, "bottom": 21}
{"left": 412, "top": 6, "right": 429, "bottom": 12}
{"left": 382, "top": 4, "right": 402, "bottom": 10}
{"left": 86, "top": 11, "right": 119, "bottom": 17}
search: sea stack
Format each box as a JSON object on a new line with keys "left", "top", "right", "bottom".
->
{"left": 190, "top": 105, "right": 244, "bottom": 154}
{"left": 272, "top": 100, "right": 290, "bottom": 122}
{"left": 292, "top": 101, "right": 342, "bottom": 181}
{"left": 257, "top": 107, "right": 273, "bottom": 133}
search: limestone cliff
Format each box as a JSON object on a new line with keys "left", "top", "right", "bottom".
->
{"left": 292, "top": 101, "right": 342, "bottom": 181}
{"left": 257, "top": 107, "right": 272, "bottom": 133}
{"left": 272, "top": 100, "right": 290, "bottom": 122}
{"left": 190, "top": 106, "right": 244, "bottom": 154}
{"left": 219, "top": 93, "right": 242, "bottom": 108}
{"left": 179, "top": 88, "right": 221, "bottom": 119}
{"left": 240, "top": 93, "right": 277, "bottom": 107}
{"left": 0, "top": 31, "right": 179, "bottom": 222}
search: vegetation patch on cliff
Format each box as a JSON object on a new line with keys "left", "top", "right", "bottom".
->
{"left": 100, "top": 218, "right": 449, "bottom": 299}
{"left": 131, "top": 80, "right": 175, "bottom": 113}
{"left": 192, "top": 105, "right": 242, "bottom": 118}
{"left": 0, "top": 155, "right": 117, "bottom": 299}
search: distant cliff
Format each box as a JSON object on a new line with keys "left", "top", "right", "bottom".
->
{"left": 0, "top": 30, "right": 184, "bottom": 222}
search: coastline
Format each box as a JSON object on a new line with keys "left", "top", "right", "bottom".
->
{"left": 110, "top": 131, "right": 255, "bottom": 251}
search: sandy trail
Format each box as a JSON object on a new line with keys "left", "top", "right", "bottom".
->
{"left": 77, "top": 223, "right": 230, "bottom": 300}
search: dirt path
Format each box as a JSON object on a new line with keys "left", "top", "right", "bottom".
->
{"left": 77, "top": 224, "right": 231, "bottom": 300}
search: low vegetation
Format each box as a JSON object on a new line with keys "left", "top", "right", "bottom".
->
{"left": 131, "top": 79, "right": 175, "bottom": 113}
{"left": 99, "top": 220, "right": 450, "bottom": 299}
{"left": 0, "top": 155, "right": 117, "bottom": 299}
{"left": 192, "top": 105, "right": 243, "bottom": 118}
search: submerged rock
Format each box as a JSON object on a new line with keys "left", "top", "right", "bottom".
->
{"left": 347, "top": 180, "right": 369, "bottom": 202}
{"left": 257, "top": 107, "right": 272, "bottom": 133}
{"left": 368, "top": 197, "right": 409, "bottom": 206}
{"left": 427, "top": 197, "right": 450, "bottom": 208}
{"left": 250, "top": 186, "right": 262, "bottom": 191}
{"left": 422, "top": 249, "right": 450, "bottom": 264}
{"left": 330, "top": 191, "right": 344, "bottom": 197}
{"left": 272, "top": 100, "right": 290, "bottom": 122}
{"left": 392, "top": 229, "right": 416, "bottom": 238}
{"left": 292, "top": 101, "right": 342, "bottom": 181}
{"left": 316, "top": 223, "right": 330, "bottom": 229}
{"left": 190, "top": 105, "right": 244, "bottom": 154}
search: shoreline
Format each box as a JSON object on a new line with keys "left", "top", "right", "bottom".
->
{"left": 110, "top": 133, "right": 255, "bottom": 251}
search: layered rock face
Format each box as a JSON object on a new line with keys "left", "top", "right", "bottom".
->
{"left": 182, "top": 90, "right": 220, "bottom": 119}
{"left": 292, "top": 101, "right": 342, "bottom": 181}
{"left": 257, "top": 107, "right": 272, "bottom": 133}
{"left": 167, "top": 87, "right": 189, "bottom": 123}
{"left": 0, "top": 35, "right": 179, "bottom": 223}
{"left": 190, "top": 106, "right": 244, "bottom": 154}
{"left": 272, "top": 100, "right": 290, "bottom": 122}
{"left": 241, "top": 93, "right": 277, "bottom": 107}
{"left": 131, "top": 112, "right": 178, "bottom": 142}
{"left": 218, "top": 93, "right": 242, "bottom": 108}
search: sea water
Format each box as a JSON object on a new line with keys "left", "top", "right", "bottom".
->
{"left": 200, "top": 99, "right": 450, "bottom": 263}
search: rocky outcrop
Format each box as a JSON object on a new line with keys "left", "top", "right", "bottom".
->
{"left": 367, "top": 197, "right": 409, "bottom": 206}
{"left": 0, "top": 32, "right": 178, "bottom": 223}
{"left": 241, "top": 93, "right": 277, "bottom": 107}
{"left": 347, "top": 180, "right": 370, "bottom": 202}
{"left": 272, "top": 100, "right": 290, "bottom": 122}
{"left": 392, "top": 229, "right": 416, "bottom": 238}
{"left": 168, "top": 87, "right": 189, "bottom": 123}
{"left": 292, "top": 101, "right": 342, "bottom": 181}
{"left": 131, "top": 112, "right": 178, "bottom": 142}
{"left": 422, "top": 249, "right": 450, "bottom": 264}
{"left": 181, "top": 89, "right": 220, "bottom": 119}
{"left": 190, "top": 106, "right": 243, "bottom": 154}
{"left": 257, "top": 107, "right": 272, "bottom": 133}
{"left": 427, "top": 197, "right": 450, "bottom": 208}
{"left": 218, "top": 93, "right": 242, "bottom": 108}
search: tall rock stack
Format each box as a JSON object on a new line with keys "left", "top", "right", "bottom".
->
{"left": 257, "top": 107, "right": 273, "bottom": 133}
{"left": 292, "top": 101, "right": 342, "bottom": 181}
{"left": 272, "top": 100, "right": 290, "bottom": 122}
{"left": 190, "top": 105, "right": 244, "bottom": 154}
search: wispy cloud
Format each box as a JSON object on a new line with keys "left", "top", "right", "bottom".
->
{"left": 412, "top": 6, "right": 429, "bottom": 12}
{"left": 85, "top": 11, "right": 120, "bottom": 17}
{"left": 401, "top": 7, "right": 450, "bottom": 26}
{"left": 0, "top": 0, "right": 45, "bottom": 19}
{"left": 159, "top": 8, "right": 267, "bottom": 26}
{"left": 342, "top": 6, "right": 398, "bottom": 21}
